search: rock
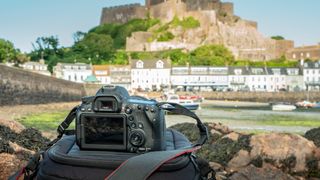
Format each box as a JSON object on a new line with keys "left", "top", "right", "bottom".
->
{"left": 250, "top": 133, "right": 319, "bottom": 173}
{"left": 224, "top": 132, "right": 240, "bottom": 141}
{"left": 228, "top": 150, "right": 251, "bottom": 169}
{"left": 229, "top": 164, "right": 296, "bottom": 180}
{"left": 208, "top": 123, "right": 233, "bottom": 135}
{"left": 209, "top": 162, "right": 223, "bottom": 171}
{"left": 0, "top": 153, "right": 25, "bottom": 180}
{"left": 305, "top": 128, "right": 320, "bottom": 148}
{"left": 215, "top": 171, "right": 228, "bottom": 180}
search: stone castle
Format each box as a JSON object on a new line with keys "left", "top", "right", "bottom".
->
{"left": 100, "top": 0, "right": 294, "bottom": 61}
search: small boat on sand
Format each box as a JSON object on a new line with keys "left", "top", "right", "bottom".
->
{"left": 165, "top": 94, "right": 200, "bottom": 111}
{"left": 272, "top": 104, "right": 296, "bottom": 111}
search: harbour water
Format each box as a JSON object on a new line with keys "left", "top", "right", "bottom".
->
{"left": 166, "top": 100, "right": 320, "bottom": 134}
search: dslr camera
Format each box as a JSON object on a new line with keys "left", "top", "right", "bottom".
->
{"left": 76, "top": 85, "right": 166, "bottom": 152}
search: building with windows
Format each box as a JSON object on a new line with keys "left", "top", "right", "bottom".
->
{"left": 171, "top": 66, "right": 228, "bottom": 91}
{"left": 131, "top": 59, "right": 171, "bottom": 91}
{"left": 53, "top": 63, "right": 92, "bottom": 83}
{"left": 303, "top": 61, "right": 320, "bottom": 91}
{"left": 228, "top": 67, "right": 250, "bottom": 91}
{"left": 109, "top": 65, "right": 131, "bottom": 90}
{"left": 21, "top": 59, "right": 51, "bottom": 76}
{"left": 92, "top": 65, "right": 110, "bottom": 84}
{"left": 286, "top": 44, "right": 320, "bottom": 61}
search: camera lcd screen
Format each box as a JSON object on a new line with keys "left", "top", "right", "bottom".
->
{"left": 83, "top": 116, "right": 125, "bottom": 145}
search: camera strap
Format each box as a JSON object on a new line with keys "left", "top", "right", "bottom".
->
{"left": 57, "top": 105, "right": 79, "bottom": 138}
{"left": 105, "top": 147, "right": 201, "bottom": 180}
{"left": 157, "top": 102, "right": 209, "bottom": 147}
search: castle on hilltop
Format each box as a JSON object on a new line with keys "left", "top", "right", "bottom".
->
{"left": 100, "top": 0, "right": 235, "bottom": 25}
{"left": 100, "top": 0, "right": 294, "bottom": 61}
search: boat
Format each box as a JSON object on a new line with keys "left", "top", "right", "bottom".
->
{"left": 313, "top": 102, "right": 320, "bottom": 108}
{"left": 295, "top": 101, "right": 316, "bottom": 108}
{"left": 165, "top": 94, "right": 200, "bottom": 111}
{"left": 272, "top": 104, "right": 297, "bottom": 111}
{"left": 179, "top": 94, "right": 204, "bottom": 103}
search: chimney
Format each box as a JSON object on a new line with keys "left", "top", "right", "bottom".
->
{"left": 300, "top": 59, "right": 304, "bottom": 67}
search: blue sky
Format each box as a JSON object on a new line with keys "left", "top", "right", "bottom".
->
{"left": 0, "top": 0, "right": 319, "bottom": 53}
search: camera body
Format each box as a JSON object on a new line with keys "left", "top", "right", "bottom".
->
{"left": 76, "top": 85, "right": 166, "bottom": 152}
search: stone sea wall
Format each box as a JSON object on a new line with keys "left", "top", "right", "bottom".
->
{"left": 0, "top": 64, "right": 86, "bottom": 106}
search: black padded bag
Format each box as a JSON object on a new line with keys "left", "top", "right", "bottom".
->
{"left": 37, "top": 129, "right": 199, "bottom": 180}
{"left": 10, "top": 102, "right": 210, "bottom": 180}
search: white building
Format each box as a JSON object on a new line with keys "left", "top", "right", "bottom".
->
{"left": 21, "top": 59, "right": 51, "bottom": 76}
{"left": 303, "top": 61, "right": 320, "bottom": 91}
{"left": 110, "top": 65, "right": 131, "bottom": 90}
{"left": 53, "top": 63, "right": 92, "bottom": 83}
{"left": 171, "top": 66, "right": 228, "bottom": 91}
{"left": 228, "top": 67, "right": 250, "bottom": 91}
{"left": 284, "top": 68, "right": 304, "bottom": 92}
{"left": 92, "top": 65, "right": 110, "bottom": 84}
{"left": 131, "top": 59, "right": 171, "bottom": 91}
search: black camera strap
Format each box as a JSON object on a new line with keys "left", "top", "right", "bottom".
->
{"left": 157, "top": 102, "right": 209, "bottom": 147}
{"left": 57, "top": 105, "right": 79, "bottom": 138}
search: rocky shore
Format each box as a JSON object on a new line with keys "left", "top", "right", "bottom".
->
{"left": 1, "top": 119, "right": 320, "bottom": 179}
{"left": 171, "top": 123, "right": 320, "bottom": 180}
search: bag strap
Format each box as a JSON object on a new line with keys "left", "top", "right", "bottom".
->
{"left": 157, "top": 102, "right": 208, "bottom": 147}
{"left": 106, "top": 102, "right": 208, "bottom": 180}
{"left": 105, "top": 147, "right": 200, "bottom": 180}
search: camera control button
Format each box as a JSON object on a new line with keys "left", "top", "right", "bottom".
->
{"left": 81, "top": 107, "right": 86, "bottom": 111}
{"left": 125, "top": 108, "right": 132, "bottom": 114}
{"left": 131, "top": 123, "right": 136, "bottom": 128}
{"left": 137, "top": 105, "right": 142, "bottom": 110}
{"left": 138, "top": 123, "right": 143, "bottom": 129}
{"left": 128, "top": 116, "right": 134, "bottom": 121}
{"left": 87, "top": 108, "right": 92, "bottom": 111}
{"left": 145, "top": 106, "right": 149, "bottom": 111}
{"left": 150, "top": 108, "right": 155, "bottom": 113}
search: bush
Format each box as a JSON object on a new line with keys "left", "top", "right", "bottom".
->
{"left": 157, "top": 32, "right": 175, "bottom": 42}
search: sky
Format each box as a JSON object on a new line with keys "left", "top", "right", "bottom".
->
{"left": 0, "top": 0, "right": 319, "bottom": 53}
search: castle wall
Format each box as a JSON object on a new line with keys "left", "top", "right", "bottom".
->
{"left": 275, "top": 40, "right": 294, "bottom": 58}
{"left": 220, "top": 2, "right": 234, "bottom": 16}
{"left": 100, "top": 4, "right": 147, "bottom": 24}
{"left": 150, "top": 0, "right": 187, "bottom": 22}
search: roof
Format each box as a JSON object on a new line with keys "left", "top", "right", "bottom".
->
{"left": 58, "top": 63, "right": 91, "bottom": 70}
{"left": 303, "top": 61, "right": 320, "bottom": 69}
{"left": 171, "top": 66, "right": 228, "bottom": 75}
{"left": 84, "top": 75, "right": 100, "bottom": 83}
{"left": 130, "top": 59, "right": 171, "bottom": 69}
{"left": 228, "top": 66, "right": 251, "bottom": 75}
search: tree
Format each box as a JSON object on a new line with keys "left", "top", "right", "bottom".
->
{"left": 30, "top": 36, "right": 62, "bottom": 61}
{"left": 73, "top": 33, "right": 114, "bottom": 64}
{"left": 190, "top": 45, "right": 234, "bottom": 66}
{"left": 0, "top": 38, "right": 17, "bottom": 63}
{"left": 271, "top": 36, "right": 285, "bottom": 40}
{"left": 73, "top": 31, "right": 86, "bottom": 43}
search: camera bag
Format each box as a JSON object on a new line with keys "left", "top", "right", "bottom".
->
{"left": 10, "top": 103, "right": 212, "bottom": 180}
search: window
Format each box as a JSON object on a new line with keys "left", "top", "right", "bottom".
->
{"left": 293, "top": 54, "right": 296, "bottom": 59}
{"left": 68, "top": 75, "right": 71, "bottom": 81}
{"left": 234, "top": 69, "right": 242, "bottom": 75}
{"left": 306, "top": 53, "right": 310, "bottom": 58}
{"left": 136, "top": 60, "right": 144, "bottom": 68}
{"left": 156, "top": 60, "right": 164, "bottom": 68}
